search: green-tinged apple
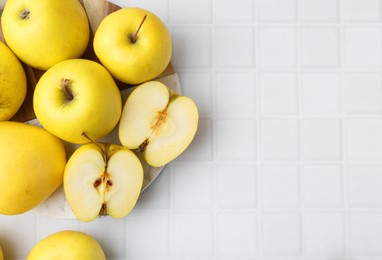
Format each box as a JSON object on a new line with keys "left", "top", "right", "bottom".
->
{"left": 1, "top": 0, "right": 89, "bottom": 70}
{"left": 119, "top": 81, "right": 198, "bottom": 167}
{"left": 93, "top": 7, "right": 172, "bottom": 85}
{"left": 33, "top": 59, "right": 122, "bottom": 144}
{"left": 0, "top": 121, "right": 66, "bottom": 215}
{"left": 27, "top": 230, "right": 106, "bottom": 260}
{"left": 0, "top": 41, "right": 27, "bottom": 121}
{"left": 64, "top": 139, "right": 143, "bottom": 222}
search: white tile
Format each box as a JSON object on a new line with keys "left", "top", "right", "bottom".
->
{"left": 344, "top": 27, "right": 382, "bottom": 67}
{"left": 346, "top": 164, "right": 382, "bottom": 207}
{"left": 177, "top": 119, "right": 213, "bottom": 161}
{"left": 257, "top": 27, "right": 297, "bottom": 68}
{"left": 302, "top": 165, "right": 343, "bottom": 207}
{"left": 302, "top": 73, "right": 341, "bottom": 115}
{"left": 301, "top": 27, "right": 339, "bottom": 67}
{"left": 217, "top": 164, "right": 257, "bottom": 208}
{"left": 84, "top": 217, "right": 126, "bottom": 258}
{"left": 217, "top": 72, "right": 256, "bottom": 116}
{"left": 344, "top": 73, "right": 382, "bottom": 114}
{"left": 135, "top": 167, "right": 170, "bottom": 210}
{"left": 345, "top": 119, "right": 382, "bottom": 160}
{"left": 217, "top": 212, "right": 258, "bottom": 256}
{"left": 344, "top": 0, "right": 382, "bottom": 22}
{"left": 259, "top": 72, "right": 298, "bottom": 115}
{"left": 172, "top": 164, "right": 213, "bottom": 209}
{"left": 171, "top": 0, "right": 211, "bottom": 23}
{"left": 172, "top": 27, "right": 211, "bottom": 69}
{"left": 127, "top": 212, "right": 170, "bottom": 257}
{"left": 216, "top": 119, "right": 256, "bottom": 161}
{"left": 215, "top": 0, "right": 254, "bottom": 23}
{"left": 260, "top": 165, "right": 300, "bottom": 207}
{"left": 129, "top": 0, "right": 169, "bottom": 22}
{"left": 37, "top": 217, "right": 81, "bottom": 240}
{"left": 0, "top": 214, "right": 36, "bottom": 259}
{"left": 303, "top": 212, "right": 344, "bottom": 255}
{"left": 260, "top": 119, "right": 300, "bottom": 160}
{"left": 179, "top": 72, "right": 213, "bottom": 117}
{"left": 302, "top": 119, "right": 341, "bottom": 160}
{"left": 257, "top": 0, "right": 297, "bottom": 22}
{"left": 349, "top": 213, "right": 382, "bottom": 255}
{"left": 216, "top": 27, "right": 255, "bottom": 68}
{"left": 174, "top": 212, "right": 214, "bottom": 256}
{"left": 300, "top": 0, "right": 338, "bottom": 22}
{"left": 261, "top": 213, "right": 301, "bottom": 255}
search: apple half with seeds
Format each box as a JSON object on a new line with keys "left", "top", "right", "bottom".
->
{"left": 118, "top": 81, "right": 199, "bottom": 167}
{"left": 63, "top": 139, "right": 143, "bottom": 222}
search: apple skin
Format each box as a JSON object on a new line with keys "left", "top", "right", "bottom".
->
{"left": 64, "top": 142, "right": 144, "bottom": 222}
{"left": 0, "top": 41, "right": 27, "bottom": 121}
{"left": 1, "top": 0, "right": 89, "bottom": 70}
{"left": 0, "top": 121, "right": 66, "bottom": 215}
{"left": 93, "top": 7, "right": 172, "bottom": 85}
{"left": 27, "top": 230, "right": 106, "bottom": 260}
{"left": 33, "top": 59, "right": 122, "bottom": 144}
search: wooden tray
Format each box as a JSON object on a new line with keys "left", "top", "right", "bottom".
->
{"left": 0, "top": 0, "right": 178, "bottom": 218}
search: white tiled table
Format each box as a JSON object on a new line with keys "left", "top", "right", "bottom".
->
{"left": 2, "top": 0, "right": 382, "bottom": 259}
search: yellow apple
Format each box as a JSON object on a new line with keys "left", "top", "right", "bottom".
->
{"left": 33, "top": 59, "right": 122, "bottom": 144}
{"left": 0, "top": 41, "right": 27, "bottom": 121}
{"left": 27, "top": 230, "right": 105, "bottom": 260}
{"left": 64, "top": 141, "right": 143, "bottom": 222}
{"left": 93, "top": 7, "right": 172, "bottom": 85}
{"left": 0, "top": 121, "right": 66, "bottom": 215}
{"left": 119, "top": 81, "right": 199, "bottom": 167}
{"left": 0, "top": 245, "right": 3, "bottom": 260}
{"left": 1, "top": 0, "right": 89, "bottom": 70}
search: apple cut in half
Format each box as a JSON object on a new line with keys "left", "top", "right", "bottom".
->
{"left": 64, "top": 142, "right": 143, "bottom": 222}
{"left": 119, "top": 81, "right": 199, "bottom": 167}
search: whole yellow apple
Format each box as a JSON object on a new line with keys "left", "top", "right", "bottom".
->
{"left": 94, "top": 7, "right": 172, "bottom": 85}
{"left": 33, "top": 59, "right": 122, "bottom": 144}
{"left": 0, "top": 41, "right": 27, "bottom": 121}
{"left": 27, "top": 230, "right": 106, "bottom": 260}
{"left": 0, "top": 121, "right": 66, "bottom": 215}
{"left": 1, "top": 0, "right": 89, "bottom": 70}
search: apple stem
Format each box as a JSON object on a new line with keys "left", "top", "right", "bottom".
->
{"left": 130, "top": 14, "right": 147, "bottom": 44}
{"left": 81, "top": 132, "right": 108, "bottom": 162}
{"left": 62, "top": 78, "right": 74, "bottom": 101}
{"left": 20, "top": 9, "right": 30, "bottom": 19}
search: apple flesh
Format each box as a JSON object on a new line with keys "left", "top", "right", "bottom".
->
{"left": 33, "top": 59, "right": 122, "bottom": 144}
{"left": 27, "top": 230, "right": 105, "bottom": 260}
{"left": 119, "top": 81, "right": 199, "bottom": 167}
{"left": 64, "top": 142, "right": 144, "bottom": 222}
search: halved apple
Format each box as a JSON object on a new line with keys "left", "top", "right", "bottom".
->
{"left": 118, "top": 81, "right": 199, "bottom": 167}
{"left": 63, "top": 140, "right": 143, "bottom": 222}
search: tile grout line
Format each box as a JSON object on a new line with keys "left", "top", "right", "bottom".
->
{"left": 338, "top": 0, "right": 350, "bottom": 256}
{"left": 253, "top": 0, "right": 264, "bottom": 257}
{"left": 296, "top": 0, "right": 306, "bottom": 256}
